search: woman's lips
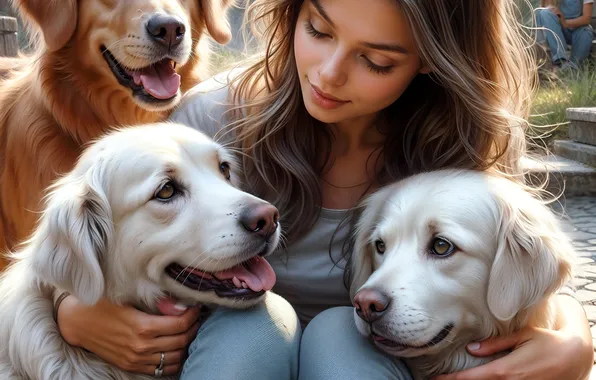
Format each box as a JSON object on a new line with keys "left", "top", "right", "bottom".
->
{"left": 309, "top": 83, "right": 350, "bottom": 109}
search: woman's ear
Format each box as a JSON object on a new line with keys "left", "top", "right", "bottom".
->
{"left": 419, "top": 65, "right": 432, "bottom": 74}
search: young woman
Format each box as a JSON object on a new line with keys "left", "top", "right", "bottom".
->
{"left": 56, "top": 0, "right": 594, "bottom": 379}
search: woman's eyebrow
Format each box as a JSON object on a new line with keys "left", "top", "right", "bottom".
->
{"left": 310, "top": 0, "right": 409, "bottom": 55}
{"left": 359, "top": 41, "right": 409, "bottom": 55}
{"left": 311, "top": 0, "right": 335, "bottom": 27}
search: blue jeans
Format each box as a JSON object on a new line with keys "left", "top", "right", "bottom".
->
{"left": 180, "top": 293, "right": 412, "bottom": 380}
{"left": 535, "top": 7, "right": 594, "bottom": 65}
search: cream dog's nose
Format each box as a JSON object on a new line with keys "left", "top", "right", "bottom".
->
{"left": 354, "top": 288, "right": 390, "bottom": 323}
{"left": 239, "top": 202, "right": 280, "bottom": 239}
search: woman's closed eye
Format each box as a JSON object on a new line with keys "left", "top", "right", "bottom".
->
{"left": 360, "top": 55, "right": 394, "bottom": 75}
{"left": 305, "top": 20, "right": 394, "bottom": 76}
{"left": 304, "top": 20, "right": 329, "bottom": 39}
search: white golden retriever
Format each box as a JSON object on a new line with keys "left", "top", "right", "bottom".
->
{"left": 0, "top": 123, "right": 280, "bottom": 379}
{"left": 349, "top": 169, "right": 574, "bottom": 379}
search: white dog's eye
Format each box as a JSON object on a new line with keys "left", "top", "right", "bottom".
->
{"left": 431, "top": 237, "right": 455, "bottom": 257}
{"left": 220, "top": 162, "right": 231, "bottom": 180}
{"left": 155, "top": 181, "right": 177, "bottom": 201}
{"left": 375, "top": 240, "right": 386, "bottom": 254}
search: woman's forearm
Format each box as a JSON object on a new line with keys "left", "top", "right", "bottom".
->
{"left": 554, "top": 295, "right": 594, "bottom": 380}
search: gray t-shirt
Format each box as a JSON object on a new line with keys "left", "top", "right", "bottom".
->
{"left": 169, "top": 74, "right": 352, "bottom": 325}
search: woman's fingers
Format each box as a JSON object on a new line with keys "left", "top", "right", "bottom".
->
{"left": 130, "top": 321, "right": 202, "bottom": 356}
{"left": 139, "top": 349, "right": 186, "bottom": 366}
{"left": 140, "top": 364, "right": 182, "bottom": 376}
{"left": 134, "top": 306, "right": 202, "bottom": 338}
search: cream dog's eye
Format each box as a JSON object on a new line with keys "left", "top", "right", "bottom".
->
{"left": 375, "top": 240, "right": 386, "bottom": 254}
{"left": 220, "top": 162, "right": 231, "bottom": 180}
{"left": 155, "top": 181, "right": 177, "bottom": 201}
{"left": 431, "top": 237, "right": 455, "bottom": 256}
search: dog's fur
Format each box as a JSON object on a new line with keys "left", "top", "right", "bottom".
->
{"left": 0, "top": 0, "right": 234, "bottom": 269}
{"left": 0, "top": 123, "right": 281, "bottom": 379}
{"left": 349, "top": 170, "right": 574, "bottom": 379}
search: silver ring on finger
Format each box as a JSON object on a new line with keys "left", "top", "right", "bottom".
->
{"left": 154, "top": 352, "right": 165, "bottom": 377}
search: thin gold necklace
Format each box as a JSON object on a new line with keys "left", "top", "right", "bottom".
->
{"left": 321, "top": 177, "right": 371, "bottom": 189}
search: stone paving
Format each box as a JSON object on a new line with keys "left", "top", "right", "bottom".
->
{"left": 550, "top": 196, "right": 596, "bottom": 376}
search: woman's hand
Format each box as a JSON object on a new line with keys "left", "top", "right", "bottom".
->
{"left": 57, "top": 295, "right": 202, "bottom": 376}
{"left": 433, "top": 296, "right": 594, "bottom": 380}
{"left": 548, "top": 6, "right": 569, "bottom": 28}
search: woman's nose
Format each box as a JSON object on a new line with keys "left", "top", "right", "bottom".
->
{"left": 318, "top": 50, "right": 347, "bottom": 87}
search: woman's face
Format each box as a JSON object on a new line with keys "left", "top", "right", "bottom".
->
{"left": 293, "top": 0, "right": 429, "bottom": 126}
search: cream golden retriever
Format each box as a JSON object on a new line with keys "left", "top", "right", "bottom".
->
{"left": 0, "top": 123, "right": 280, "bottom": 379}
{"left": 349, "top": 170, "right": 574, "bottom": 379}
{"left": 0, "top": 0, "right": 233, "bottom": 269}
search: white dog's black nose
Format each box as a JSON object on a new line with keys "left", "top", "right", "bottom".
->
{"left": 146, "top": 14, "right": 186, "bottom": 49}
{"left": 240, "top": 202, "right": 280, "bottom": 239}
{"left": 353, "top": 288, "right": 390, "bottom": 323}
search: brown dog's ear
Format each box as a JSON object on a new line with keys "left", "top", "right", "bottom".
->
{"left": 199, "top": 0, "right": 234, "bottom": 44}
{"left": 13, "top": 0, "right": 78, "bottom": 51}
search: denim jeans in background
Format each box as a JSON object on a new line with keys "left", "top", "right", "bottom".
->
{"left": 534, "top": 1, "right": 594, "bottom": 65}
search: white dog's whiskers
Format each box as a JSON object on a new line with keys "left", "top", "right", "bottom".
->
{"left": 173, "top": 239, "right": 219, "bottom": 285}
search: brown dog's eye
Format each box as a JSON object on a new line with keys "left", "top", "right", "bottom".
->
{"left": 431, "top": 237, "right": 455, "bottom": 257}
{"left": 375, "top": 240, "right": 386, "bottom": 254}
{"left": 220, "top": 162, "right": 231, "bottom": 180}
{"left": 155, "top": 181, "right": 177, "bottom": 201}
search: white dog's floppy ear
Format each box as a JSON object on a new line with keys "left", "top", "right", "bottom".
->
{"left": 31, "top": 162, "right": 113, "bottom": 305}
{"left": 13, "top": 0, "right": 78, "bottom": 51}
{"left": 349, "top": 189, "right": 389, "bottom": 299}
{"left": 487, "top": 187, "right": 574, "bottom": 322}
{"left": 199, "top": 0, "right": 234, "bottom": 44}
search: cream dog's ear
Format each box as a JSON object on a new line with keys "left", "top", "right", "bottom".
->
{"left": 12, "top": 0, "right": 78, "bottom": 51}
{"left": 487, "top": 184, "right": 574, "bottom": 322}
{"left": 199, "top": 0, "right": 234, "bottom": 44}
{"left": 349, "top": 187, "right": 391, "bottom": 299}
{"left": 30, "top": 158, "right": 113, "bottom": 305}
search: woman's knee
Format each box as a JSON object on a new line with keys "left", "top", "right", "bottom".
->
{"left": 299, "top": 307, "right": 412, "bottom": 380}
{"left": 181, "top": 293, "right": 301, "bottom": 380}
{"left": 534, "top": 7, "right": 558, "bottom": 23}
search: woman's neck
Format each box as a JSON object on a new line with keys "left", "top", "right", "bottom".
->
{"left": 319, "top": 113, "right": 385, "bottom": 210}
{"left": 329, "top": 113, "right": 385, "bottom": 156}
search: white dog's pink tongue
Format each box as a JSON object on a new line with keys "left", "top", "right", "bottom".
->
{"left": 131, "top": 60, "right": 180, "bottom": 99}
{"left": 156, "top": 297, "right": 189, "bottom": 316}
{"left": 215, "top": 257, "right": 276, "bottom": 292}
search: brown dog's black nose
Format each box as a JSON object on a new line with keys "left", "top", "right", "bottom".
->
{"left": 239, "top": 202, "right": 280, "bottom": 239}
{"left": 146, "top": 14, "right": 186, "bottom": 49}
{"left": 353, "top": 288, "right": 390, "bottom": 323}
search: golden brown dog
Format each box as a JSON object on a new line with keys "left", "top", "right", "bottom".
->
{"left": 0, "top": 0, "right": 233, "bottom": 270}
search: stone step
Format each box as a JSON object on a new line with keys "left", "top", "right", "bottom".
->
{"left": 554, "top": 140, "right": 596, "bottom": 167}
{"left": 521, "top": 155, "right": 596, "bottom": 196}
{"left": 567, "top": 108, "right": 596, "bottom": 146}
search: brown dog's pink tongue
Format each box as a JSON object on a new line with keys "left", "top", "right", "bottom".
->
{"left": 131, "top": 60, "right": 180, "bottom": 99}
{"left": 214, "top": 257, "right": 276, "bottom": 292}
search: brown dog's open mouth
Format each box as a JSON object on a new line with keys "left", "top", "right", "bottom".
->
{"left": 101, "top": 47, "right": 180, "bottom": 104}
{"left": 165, "top": 256, "right": 277, "bottom": 299}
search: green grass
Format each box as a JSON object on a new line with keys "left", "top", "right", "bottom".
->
{"left": 529, "top": 62, "right": 596, "bottom": 147}
{"left": 209, "top": 48, "right": 247, "bottom": 72}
